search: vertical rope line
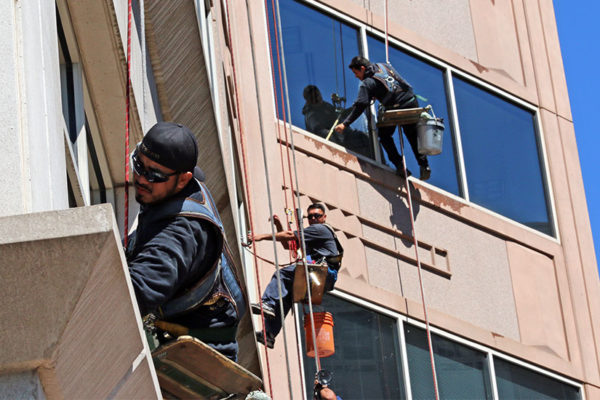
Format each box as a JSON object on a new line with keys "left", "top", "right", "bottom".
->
{"left": 398, "top": 137, "right": 440, "bottom": 400}
{"left": 263, "top": 0, "right": 293, "bottom": 240}
{"left": 272, "top": 0, "right": 324, "bottom": 374}
{"left": 269, "top": 0, "right": 298, "bottom": 221}
{"left": 140, "top": 0, "right": 146, "bottom": 133}
{"left": 244, "top": 1, "right": 296, "bottom": 396}
{"left": 123, "top": 0, "right": 132, "bottom": 247}
{"left": 384, "top": 0, "right": 389, "bottom": 63}
{"left": 223, "top": 0, "right": 274, "bottom": 394}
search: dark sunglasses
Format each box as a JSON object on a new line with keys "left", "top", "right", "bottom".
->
{"left": 307, "top": 213, "right": 324, "bottom": 220}
{"left": 130, "top": 149, "right": 178, "bottom": 183}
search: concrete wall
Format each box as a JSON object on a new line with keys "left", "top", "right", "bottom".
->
{"left": 0, "top": 204, "right": 161, "bottom": 399}
{"left": 222, "top": 0, "right": 600, "bottom": 397}
{"left": 0, "top": 1, "right": 68, "bottom": 217}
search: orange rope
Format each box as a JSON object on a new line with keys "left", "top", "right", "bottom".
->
{"left": 123, "top": 0, "right": 132, "bottom": 247}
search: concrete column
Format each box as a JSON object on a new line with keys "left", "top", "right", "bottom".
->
{"left": 0, "top": 0, "right": 68, "bottom": 218}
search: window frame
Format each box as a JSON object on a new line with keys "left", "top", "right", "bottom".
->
{"left": 297, "top": 290, "right": 586, "bottom": 400}
{"left": 266, "top": 0, "right": 558, "bottom": 240}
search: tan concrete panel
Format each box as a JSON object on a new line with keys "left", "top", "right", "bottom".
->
{"left": 541, "top": 110, "right": 599, "bottom": 383}
{"left": 358, "top": 185, "right": 520, "bottom": 340}
{"left": 112, "top": 358, "right": 160, "bottom": 400}
{"left": 507, "top": 241, "right": 568, "bottom": 359}
{"left": 521, "top": 0, "right": 557, "bottom": 112}
{"left": 338, "top": 0, "right": 478, "bottom": 60}
{"left": 54, "top": 235, "right": 152, "bottom": 399}
{"left": 539, "top": 0, "right": 572, "bottom": 120}
{"left": 469, "top": 0, "right": 526, "bottom": 86}
{"left": 0, "top": 234, "right": 105, "bottom": 366}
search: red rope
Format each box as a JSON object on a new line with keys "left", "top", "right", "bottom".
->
{"left": 123, "top": 0, "right": 132, "bottom": 247}
{"left": 266, "top": 1, "right": 311, "bottom": 392}
{"left": 223, "top": 0, "right": 274, "bottom": 394}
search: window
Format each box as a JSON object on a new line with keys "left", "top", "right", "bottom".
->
{"left": 57, "top": 5, "right": 111, "bottom": 208}
{"left": 495, "top": 358, "right": 581, "bottom": 400}
{"left": 298, "top": 294, "right": 582, "bottom": 400}
{"left": 404, "top": 324, "right": 493, "bottom": 399}
{"left": 453, "top": 77, "right": 553, "bottom": 235}
{"left": 267, "top": 0, "right": 374, "bottom": 158}
{"left": 265, "top": 0, "right": 555, "bottom": 237}
{"left": 300, "top": 294, "right": 405, "bottom": 399}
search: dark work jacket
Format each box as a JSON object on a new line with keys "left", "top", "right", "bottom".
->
{"left": 126, "top": 178, "right": 244, "bottom": 360}
{"left": 342, "top": 63, "right": 415, "bottom": 126}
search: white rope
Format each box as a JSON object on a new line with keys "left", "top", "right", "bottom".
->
{"left": 245, "top": 1, "right": 295, "bottom": 395}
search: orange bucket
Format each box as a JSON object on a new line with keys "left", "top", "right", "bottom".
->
{"left": 304, "top": 312, "right": 335, "bottom": 358}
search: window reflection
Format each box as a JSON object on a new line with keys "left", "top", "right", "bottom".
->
{"left": 267, "top": 0, "right": 374, "bottom": 157}
{"left": 404, "top": 324, "right": 493, "bottom": 399}
{"left": 453, "top": 77, "right": 553, "bottom": 235}
{"left": 301, "top": 294, "right": 405, "bottom": 399}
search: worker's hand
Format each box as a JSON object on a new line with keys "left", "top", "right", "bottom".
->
{"left": 334, "top": 123, "right": 346, "bottom": 134}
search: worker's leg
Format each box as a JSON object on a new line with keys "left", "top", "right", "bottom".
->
{"left": 378, "top": 125, "right": 403, "bottom": 169}
{"left": 402, "top": 122, "right": 428, "bottom": 167}
{"left": 261, "top": 265, "right": 296, "bottom": 337}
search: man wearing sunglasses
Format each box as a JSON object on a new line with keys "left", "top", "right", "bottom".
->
{"left": 125, "top": 121, "right": 245, "bottom": 361}
{"left": 248, "top": 203, "right": 343, "bottom": 348}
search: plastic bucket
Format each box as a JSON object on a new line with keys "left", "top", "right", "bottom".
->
{"left": 417, "top": 117, "right": 444, "bottom": 155}
{"left": 304, "top": 312, "right": 335, "bottom": 358}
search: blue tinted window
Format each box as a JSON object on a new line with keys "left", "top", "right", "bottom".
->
{"left": 404, "top": 324, "right": 493, "bottom": 399}
{"left": 495, "top": 358, "right": 581, "bottom": 399}
{"left": 453, "top": 77, "right": 553, "bottom": 235}
{"left": 267, "top": 0, "right": 373, "bottom": 157}
{"left": 301, "top": 295, "right": 405, "bottom": 399}
{"left": 367, "top": 36, "right": 460, "bottom": 196}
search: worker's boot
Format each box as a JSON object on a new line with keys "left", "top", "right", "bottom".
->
{"left": 419, "top": 165, "right": 431, "bottom": 181}
{"left": 251, "top": 302, "right": 276, "bottom": 318}
{"left": 255, "top": 331, "right": 275, "bottom": 349}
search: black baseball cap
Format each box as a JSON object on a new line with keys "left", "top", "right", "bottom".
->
{"left": 138, "top": 122, "right": 198, "bottom": 172}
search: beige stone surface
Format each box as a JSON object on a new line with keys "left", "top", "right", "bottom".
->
{"left": 0, "top": 205, "right": 160, "bottom": 399}
{"left": 507, "top": 241, "right": 568, "bottom": 360}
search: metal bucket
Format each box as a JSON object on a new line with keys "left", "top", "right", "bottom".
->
{"left": 417, "top": 117, "right": 444, "bottom": 155}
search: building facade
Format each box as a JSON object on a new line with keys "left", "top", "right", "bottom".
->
{"left": 0, "top": 0, "right": 598, "bottom": 399}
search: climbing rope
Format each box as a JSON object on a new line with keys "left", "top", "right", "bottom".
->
{"left": 223, "top": 0, "right": 276, "bottom": 395}
{"left": 384, "top": 0, "right": 439, "bottom": 397}
{"left": 270, "top": 0, "right": 326, "bottom": 377}
{"left": 123, "top": 0, "right": 133, "bottom": 247}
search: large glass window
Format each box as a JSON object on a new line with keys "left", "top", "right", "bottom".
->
{"left": 267, "top": 0, "right": 373, "bottom": 157}
{"left": 495, "top": 358, "right": 581, "bottom": 399}
{"left": 267, "top": 0, "right": 554, "bottom": 237}
{"left": 404, "top": 324, "right": 493, "bottom": 399}
{"left": 299, "top": 295, "right": 581, "bottom": 399}
{"left": 300, "top": 294, "right": 405, "bottom": 399}
{"left": 453, "top": 77, "right": 553, "bottom": 235}
{"left": 367, "top": 36, "right": 460, "bottom": 196}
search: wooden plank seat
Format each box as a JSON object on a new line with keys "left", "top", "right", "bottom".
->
{"left": 376, "top": 107, "right": 428, "bottom": 127}
{"left": 152, "top": 336, "right": 262, "bottom": 399}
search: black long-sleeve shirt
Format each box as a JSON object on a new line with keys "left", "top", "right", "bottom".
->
{"left": 342, "top": 64, "right": 414, "bottom": 126}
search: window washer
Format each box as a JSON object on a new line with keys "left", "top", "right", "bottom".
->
{"left": 248, "top": 203, "right": 343, "bottom": 349}
{"left": 334, "top": 55, "right": 431, "bottom": 180}
{"left": 126, "top": 121, "right": 245, "bottom": 361}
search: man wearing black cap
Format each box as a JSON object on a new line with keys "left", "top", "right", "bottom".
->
{"left": 126, "top": 121, "right": 245, "bottom": 361}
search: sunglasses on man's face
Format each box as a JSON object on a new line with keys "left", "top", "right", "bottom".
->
{"left": 130, "top": 150, "right": 177, "bottom": 183}
{"left": 307, "top": 213, "right": 324, "bottom": 220}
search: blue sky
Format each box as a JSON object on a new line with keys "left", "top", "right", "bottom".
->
{"left": 554, "top": 2, "right": 600, "bottom": 277}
